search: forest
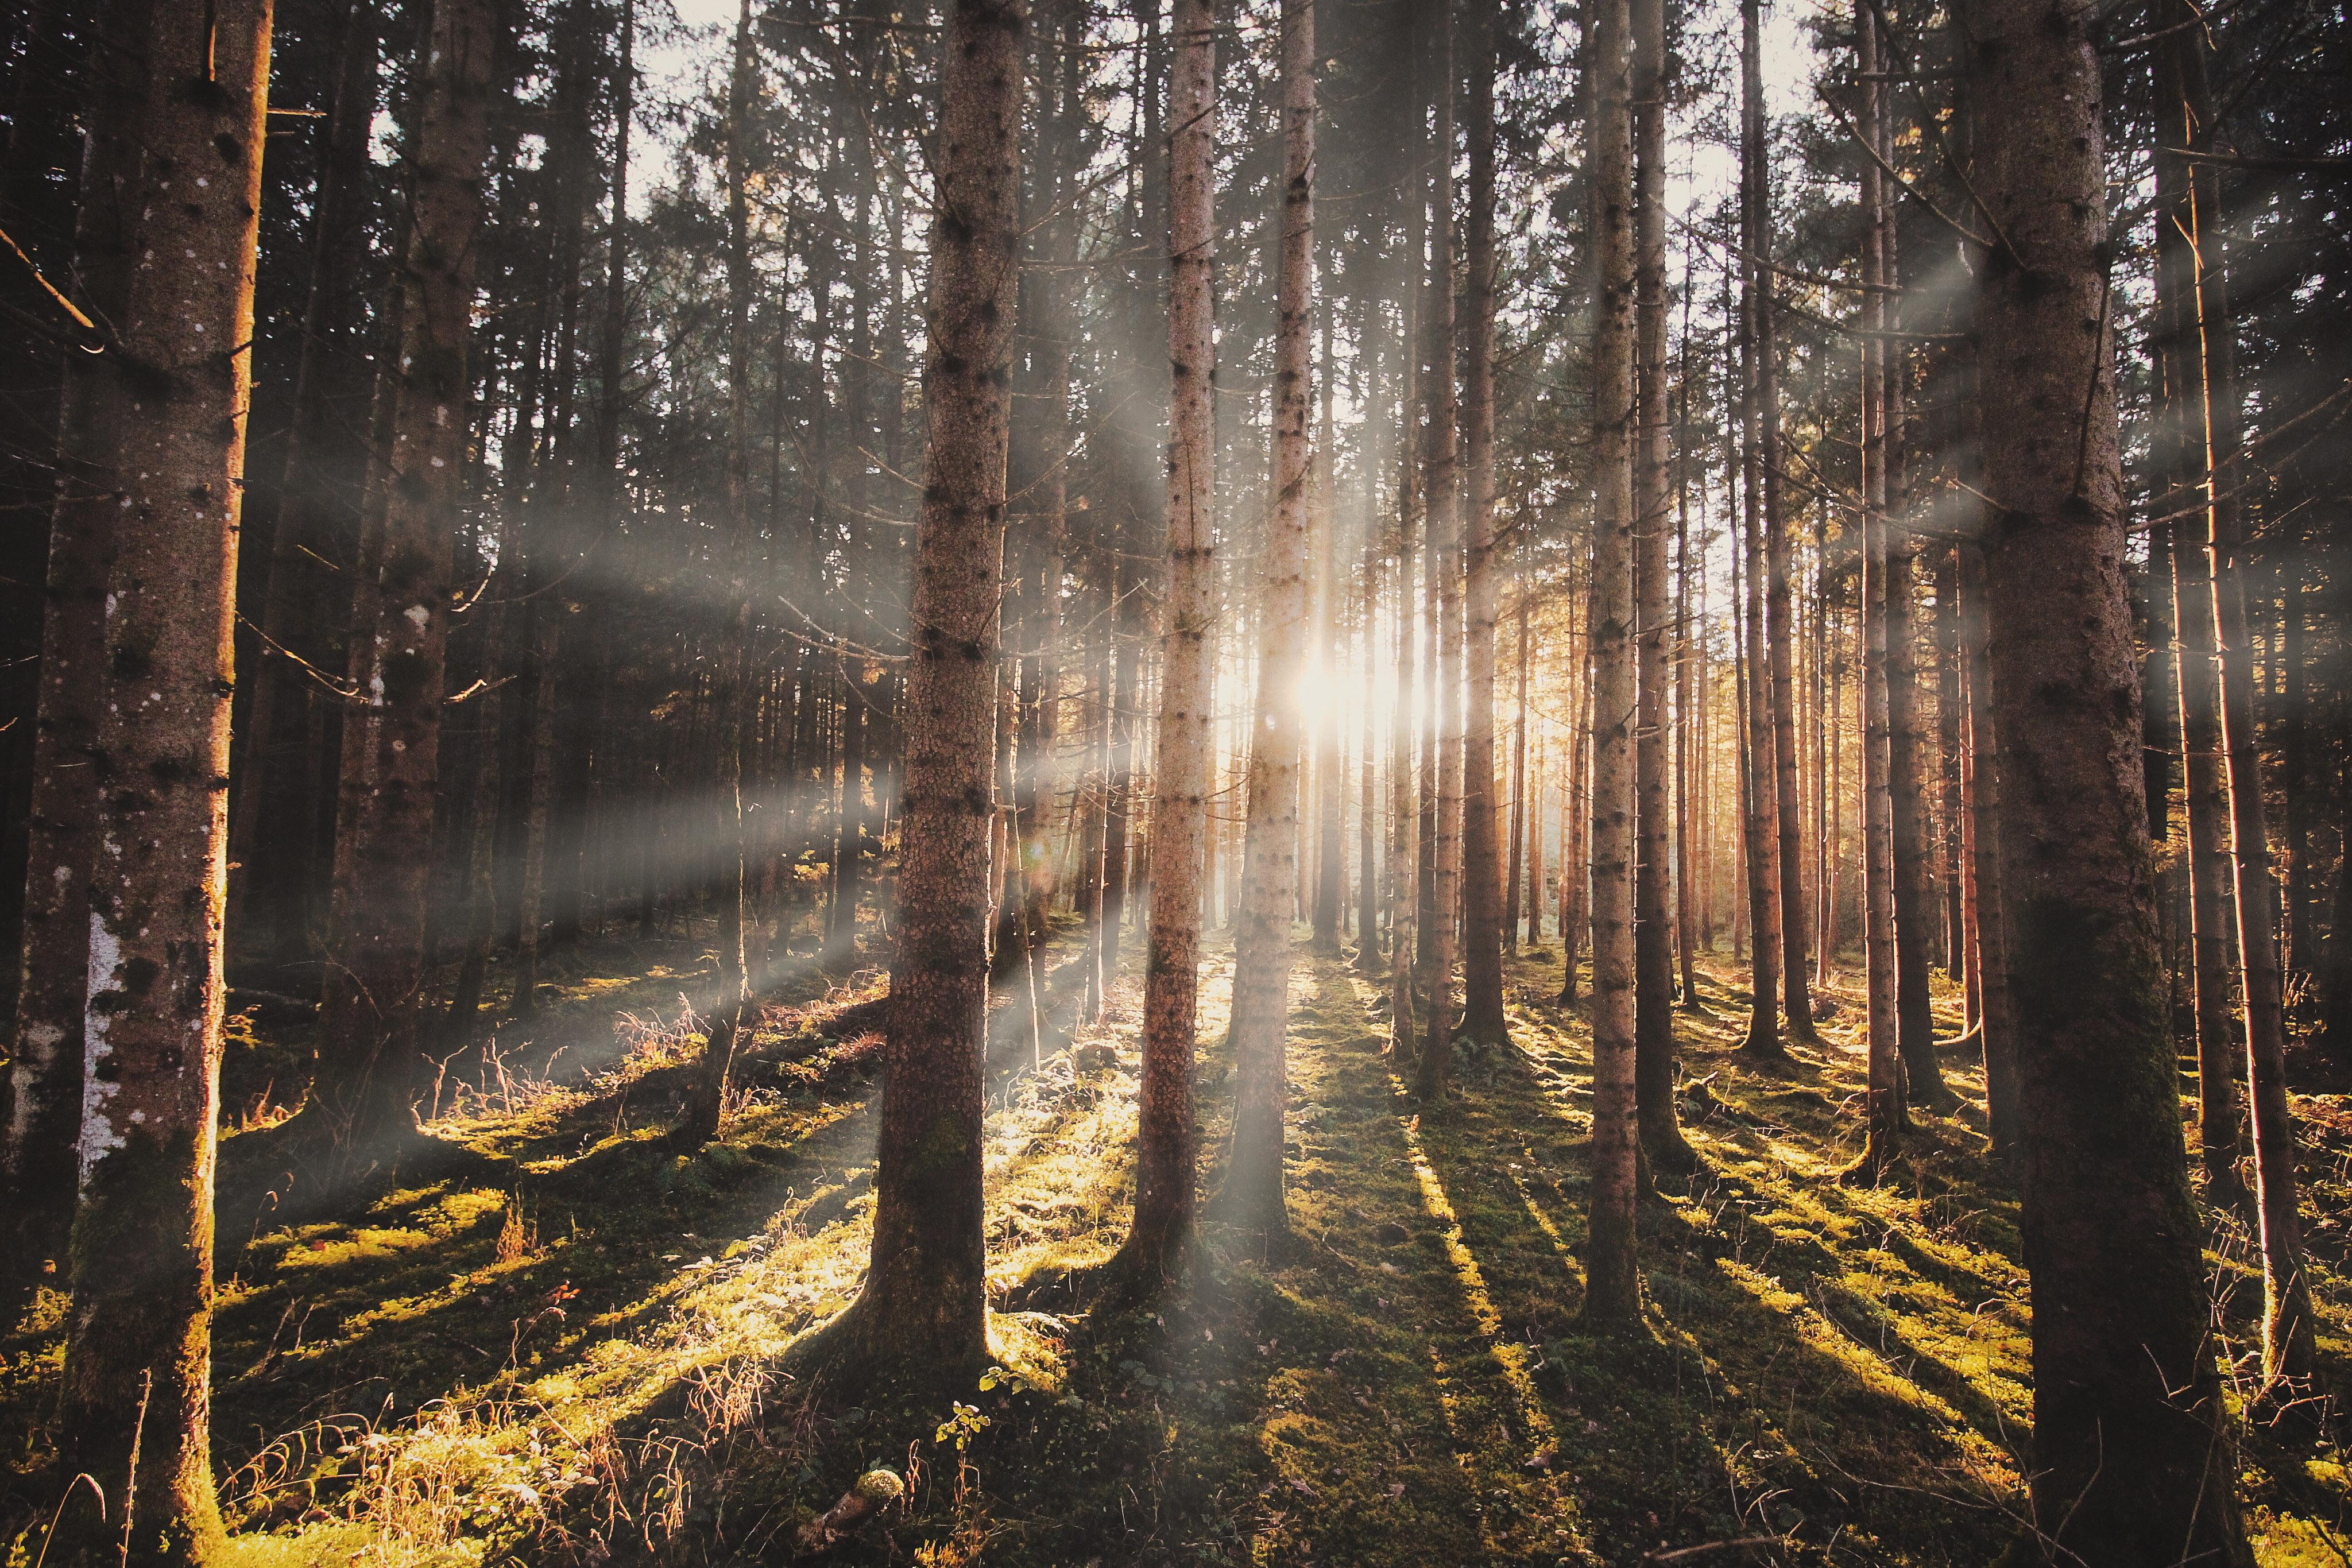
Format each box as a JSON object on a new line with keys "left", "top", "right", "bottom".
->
{"left": 2, "top": 0, "right": 2350, "bottom": 1561}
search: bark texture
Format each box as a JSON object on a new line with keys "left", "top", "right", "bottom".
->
{"left": 1631, "top": 0, "right": 1690, "bottom": 1170}
{"left": 311, "top": 0, "right": 496, "bottom": 1160}
{"left": 1221, "top": 0, "right": 1312, "bottom": 1242}
{"left": 2, "top": 0, "right": 153, "bottom": 1305}
{"left": 1122, "top": 0, "right": 1218, "bottom": 1282}
{"left": 1580, "top": 0, "right": 1642, "bottom": 1329}
{"left": 844, "top": 0, "right": 1026, "bottom": 1376}
{"left": 59, "top": 1, "right": 272, "bottom": 1557}
{"left": 1457, "top": 0, "right": 1508, "bottom": 1050}
{"left": 1963, "top": 0, "right": 2253, "bottom": 1551}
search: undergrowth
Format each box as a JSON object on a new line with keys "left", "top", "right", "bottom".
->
{"left": 6, "top": 916, "right": 2351, "bottom": 1565}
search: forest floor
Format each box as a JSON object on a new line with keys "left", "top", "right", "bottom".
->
{"left": 8, "top": 911, "right": 2352, "bottom": 1566}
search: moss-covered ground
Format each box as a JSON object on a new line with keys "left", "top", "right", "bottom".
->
{"left": 7, "top": 917, "right": 2352, "bottom": 1565}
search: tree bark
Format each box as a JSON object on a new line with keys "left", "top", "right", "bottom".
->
{"left": 1959, "top": 544, "right": 2019, "bottom": 1160}
{"left": 1631, "top": 0, "right": 1691, "bottom": 1165}
{"left": 1735, "top": 0, "right": 1782, "bottom": 1059}
{"left": 674, "top": 0, "right": 760, "bottom": 1149}
{"left": 2199, "top": 212, "right": 2318, "bottom": 1401}
{"left": 2152, "top": 33, "right": 2249, "bottom": 1209}
{"left": 1580, "top": 0, "right": 1642, "bottom": 1329}
{"left": 1854, "top": 0, "right": 1903, "bottom": 1169}
{"left": 1221, "top": 0, "right": 1312, "bottom": 1244}
{"left": 1417, "top": 0, "right": 1463, "bottom": 1098}
{"left": 57, "top": 1, "right": 270, "bottom": 1556}
{"left": 1963, "top": 0, "right": 2254, "bottom": 1548}
{"left": 1458, "top": 0, "right": 1508, "bottom": 1049}
{"left": 839, "top": 0, "right": 1024, "bottom": 1377}
{"left": 2, "top": 0, "right": 151, "bottom": 1308}
{"left": 310, "top": 0, "right": 496, "bottom": 1162}
{"left": 1121, "top": 0, "right": 1218, "bottom": 1284}
{"left": 226, "top": 0, "right": 378, "bottom": 951}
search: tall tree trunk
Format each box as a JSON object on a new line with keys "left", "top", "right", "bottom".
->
{"left": 1417, "top": 0, "right": 1464, "bottom": 1096}
{"left": 1580, "top": 0, "right": 1641, "bottom": 1328}
{"left": 1735, "top": 0, "right": 1781, "bottom": 1059}
{"left": 838, "top": 0, "right": 1023, "bottom": 1377}
{"left": 1936, "top": 551, "right": 1964, "bottom": 972}
{"left": 1121, "top": 0, "right": 1218, "bottom": 1284}
{"left": 2198, "top": 200, "right": 2317, "bottom": 1401}
{"left": 1964, "top": 0, "right": 2254, "bottom": 1548}
{"left": 2153, "top": 26, "right": 2248, "bottom": 1210}
{"left": 1675, "top": 353, "right": 1701, "bottom": 1006}
{"left": 673, "top": 0, "right": 760, "bottom": 1149}
{"left": 226, "top": 0, "right": 378, "bottom": 950}
{"left": 1388, "top": 84, "right": 1422, "bottom": 1050}
{"left": 1854, "top": 0, "right": 1903, "bottom": 1168}
{"left": 447, "top": 589, "right": 508, "bottom": 1035}
{"left": 1221, "top": 0, "right": 1312, "bottom": 1244}
{"left": 2, "top": 0, "right": 151, "bottom": 1308}
{"left": 56, "top": 0, "right": 270, "bottom": 1555}
{"left": 1758, "top": 208, "right": 1816, "bottom": 1047}
{"left": 1313, "top": 306, "right": 1345, "bottom": 953}
{"left": 1457, "top": 0, "right": 1508, "bottom": 1048}
{"left": 310, "top": 0, "right": 495, "bottom": 1162}
{"left": 1557, "top": 576, "right": 1593, "bottom": 1004}
{"left": 1886, "top": 524, "right": 1944, "bottom": 1101}
{"left": 1959, "top": 544, "right": 2019, "bottom": 1160}
{"left": 1357, "top": 474, "right": 1384, "bottom": 973}
{"left": 1630, "top": 0, "right": 1691, "bottom": 1162}
{"left": 1507, "top": 544, "right": 1530, "bottom": 950}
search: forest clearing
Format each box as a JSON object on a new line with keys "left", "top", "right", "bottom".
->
{"left": 4, "top": 0, "right": 2351, "bottom": 1562}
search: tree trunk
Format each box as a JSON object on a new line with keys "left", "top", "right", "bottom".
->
{"left": 1854, "top": 0, "right": 1903, "bottom": 1168}
{"left": 2153, "top": 40, "right": 2249, "bottom": 1209}
{"left": 1758, "top": 214, "right": 1816, "bottom": 1046}
{"left": 673, "top": 0, "right": 760, "bottom": 1149}
{"left": 1936, "top": 551, "right": 1964, "bottom": 974}
{"left": 1964, "top": 0, "right": 2254, "bottom": 1548}
{"left": 1221, "top": 0, "right": 1312, "bottom": 1244}
{"left": 1579, "top": 0, "right": 1641, "bottom": 1328}
{"left": 1312, "top": 304, "right": 1345, "bottom": 953}
{"left": 2199, "top": 212, "right": 2317, "bottom": 1400}
{"left": 1887, "top": 536, "right": 1944, "bottom": 1101}
{"left": 838, "top": 0, "right": 1023, "bottom": 1377}
{"left": 1631, "top": 0, "right": 1690, "bottom": 1163}
{"left": 56, "top": 0, "right": 270, "bottom": 1555}
{"left": 1735, "top": 1, "right": 1781, "bottom": 1059}
{"left": 1507, "top": 552, "right": 1529, "bottom": 952}
{"left": 1121, "top": 0, "right": 1217, "bottom": 1284}
{"left": 226, "top": 0, "right": 378, "bottom": 952}
{"left": 1557, "top": 581, "right": 1593, "bottom": 1004}
{"left": 1675, "top": 327, "right": 1701, "bottom": 1006}
{"left": 310, "top": 0, "right": 495, "bottom": 1162}
{"left": 1417, "top": 0, "right": 1464, "bottom": 1098}
{"left": 1457, "top": 0, "right": 1507, "bottom": 1048}
{"left": 1959, "top": 544, "right": 2019, "bottom": 1160}
{"left": 2, "top": 0, "right": 150, "bottom": 1307}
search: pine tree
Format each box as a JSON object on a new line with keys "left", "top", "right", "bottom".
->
{"left": 2, "top": 0, "right": 153, "bottom": 1310}
{"left": 1963, "top": 0, "right": 2254, "bottom": 1547}
{"left": 1221, "top": 0, "right": 1313, "bottom": 1241}
{"left": 837, "top": 0, "right": 1026, "bottom": 1376}
{"left": 1458, "top": 0, "right": 1509, "bottom": 1048}
{"left": 1120, "top": 0, "right": 1220, "bottom": 1286}
{"left": 308, "top": 0, "right": 497, "bottom": 1163}
{"left": 1579, "top": 0, "right": 1642, "bottom": 1329}
{"left": 1631, "top": 0, "right": 1693, "bottom": 1167}
{"left": 55, "top": 0, "right": 271, "bottom": 1554}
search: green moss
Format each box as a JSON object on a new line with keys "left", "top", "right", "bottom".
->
{"left": 13, "top": 919, "right": 2349, "bottom": 1568}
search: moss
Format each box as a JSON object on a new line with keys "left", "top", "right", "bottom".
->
{"left": 12, "top": 919, "right": 2350, "bottom": 1567}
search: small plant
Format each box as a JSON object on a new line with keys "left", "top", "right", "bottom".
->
{"left": 496, "top": 1202, "right": 536, "bottom": 1265}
